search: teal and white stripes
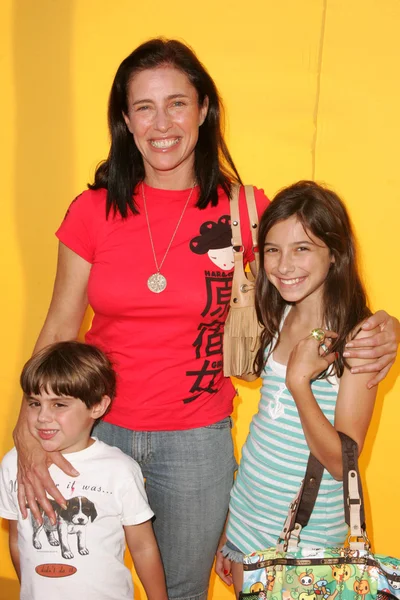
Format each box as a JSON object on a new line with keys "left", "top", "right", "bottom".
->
{"left": 226, "top": 354, "right": 348, "bottom": 553}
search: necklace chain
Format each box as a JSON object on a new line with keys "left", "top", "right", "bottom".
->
{"left": 141, "top": 182, "right": 195, "bottom": 274}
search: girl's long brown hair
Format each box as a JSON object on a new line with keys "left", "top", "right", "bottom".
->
{"left": 255, "top": 181, "right": 371, "bottom": 377}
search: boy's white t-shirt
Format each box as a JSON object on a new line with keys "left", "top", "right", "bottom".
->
{"left": 0, "top": 439, "right": 154, "bottom": 600}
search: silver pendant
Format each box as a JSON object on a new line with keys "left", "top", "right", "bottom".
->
{"left": 147, "top": 273, "right": 167, "bottom": 293}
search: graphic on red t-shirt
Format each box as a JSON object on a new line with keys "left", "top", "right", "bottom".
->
{"left": 190, "top": 215, "right": 233, "bottom": 270}
{"left": 185, "top": 215, "right": 234, "bottom": 404}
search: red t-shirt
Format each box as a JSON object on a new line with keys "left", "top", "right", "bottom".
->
{"left": 56, "top": 184, "right": 269, "bottom": 430}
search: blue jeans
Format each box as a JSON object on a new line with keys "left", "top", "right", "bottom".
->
{"left": 93, "top": 418, "right": 237, "bottom": 600}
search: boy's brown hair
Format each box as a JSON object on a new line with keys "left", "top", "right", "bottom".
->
{"left": 21, "top": 341, "right": 116, "bottom": 415}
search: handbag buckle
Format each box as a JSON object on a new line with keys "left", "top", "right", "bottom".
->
{"left": 347, "top": 530, "right": 371, "bottom": 551}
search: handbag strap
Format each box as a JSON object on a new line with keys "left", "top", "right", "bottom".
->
{"left": 339, "top": 431, "right": 366, "bottom": 543}
{"left": 244, "top": 185, "right": 259, "bottom": 250}
{"left": 277, "top": 453, "right": 324, "bottom": 551}
{"left": 230, "top": 184, "right": 259, "bottom": 252}
{"left": 294, "top": 453, "right": 325, "bottom": 527}
{"left": 277, "top": 433, "right": 368, "bottom": 551}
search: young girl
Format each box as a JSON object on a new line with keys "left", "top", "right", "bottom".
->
{"left": 216, "top": 180, "right": 378, "bottom": 597}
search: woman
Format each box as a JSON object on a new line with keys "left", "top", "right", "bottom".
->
{"left": 14, "top": 39, "right": 399, "bottom": 600}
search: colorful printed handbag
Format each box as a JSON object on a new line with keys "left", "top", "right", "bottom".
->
{"left": 239, "top": 433, "right": 400, "bottom": 600}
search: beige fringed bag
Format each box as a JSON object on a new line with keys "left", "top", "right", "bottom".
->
{"left": 223, "top": 185, "right": 264, "bottom": 377}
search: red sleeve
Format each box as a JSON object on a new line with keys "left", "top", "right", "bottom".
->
{"left": 239, "top": 186, "right": 270, "bottom": 264}
{"left": 55, "top": 189, "right": 106, "bottom": 263}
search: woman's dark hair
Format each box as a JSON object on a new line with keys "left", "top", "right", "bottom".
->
{"left": 255, "top": 180, "right": 371, "bottom": 378}
{"left": 89, "top": 38, "right": 242, "bottom": 217}
{"left": 21, "top": 341, "right": 116, "bottom": 416}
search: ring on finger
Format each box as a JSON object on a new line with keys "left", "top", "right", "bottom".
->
{"left": 311, "top": 328, "right": 325, "bottom": 343}
{"left": 320, "top": 342, "right": 329, "bottom": 355}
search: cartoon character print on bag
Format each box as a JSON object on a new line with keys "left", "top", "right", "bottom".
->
{"left": 378, "top": 557, "right": 400, "bottom": 596}
{"left": 298, "top": 591, "right": 318, "bottom": 600}
{"left": 354, "top": 578, "right": 371, "bottom": 600}
{"left": 184, "top": 216, "right": 233, "bottom": 404}
{"left": 298, "top": 568, "right": 315, "bottom": 587}
{"left": 388, "top": 578, "right": 400, "bottom": 591}
{"left": 314, "top": 578, "right": 332, "bottom": 600}
{"left": 31, "top": 496, "right": 97, "bottom": 560}
{"left": 241, "top": 548, "right": 400, "bottom": 600}
{"left": 250, "top": 582, "right": 265, "bottom": 593}
{"left": 266, "top": 573, "right": 276, "bottom": 592}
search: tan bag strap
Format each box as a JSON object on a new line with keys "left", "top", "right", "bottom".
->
{"left": 230, "top": 184, "right": 242, "bottom": 248}
{"left": 243, "top": 185, "right": 259, "bottom": 249}
{"left": 230, "top": 184, "right": 259, "bottom": 250}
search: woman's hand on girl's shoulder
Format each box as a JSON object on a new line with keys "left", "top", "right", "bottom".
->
{"left": 343, "top": 310, "right": 399, "bottom": 387}
{"left": 342, "top": 322, "right": 381, "bottom": 374}
{"left": 285, "top": 330, "right": 337, "bottom": 393}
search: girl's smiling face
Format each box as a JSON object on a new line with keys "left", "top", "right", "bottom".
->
{"left": 263, "top": 215, "right": 334, "bottom": 309}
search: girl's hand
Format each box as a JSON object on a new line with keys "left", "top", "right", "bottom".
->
{"left": 215, "top": 532, "right": 233, "bottom": 586}
{"left": 286, "top": 330, "right": 337, "bottom": 392}
{"left": 344, "top": 310, "right": 400, "bottom": 387}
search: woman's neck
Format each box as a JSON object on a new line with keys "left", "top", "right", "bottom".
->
{"left": 144, "top": 162, "right": 196, "bottom": 190}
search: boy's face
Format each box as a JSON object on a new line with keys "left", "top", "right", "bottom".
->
{"left": 25, "top": 389, "right": 109, "bottom": 454}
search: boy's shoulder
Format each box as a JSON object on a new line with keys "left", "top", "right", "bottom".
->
{"left": 89, "top": 440, "right": 143, "bottom": 476}
{"left": 0, "top": 442, "right": 144, "bottom": 482}
{"left": 0, "top": 447, "right": 18, "bottom": 472}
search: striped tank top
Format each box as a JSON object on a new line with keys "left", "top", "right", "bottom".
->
{"left": 226, "top": 351, "right": 348, "bottom": 553}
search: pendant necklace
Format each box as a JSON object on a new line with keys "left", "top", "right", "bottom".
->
{"left": 142, "top": 181, "right": 196, "bottom": 293}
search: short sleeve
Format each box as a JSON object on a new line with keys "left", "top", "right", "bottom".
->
{"left": 56, "top": 189, "right": 106, "bottom": 264}
{"left": 0, "top": 451, "right": 19, "bottom": 520}
{"left": 240, "top": 186, "right": 270, "bottom": 264}
{"left": 120, "top": 465, "right": 154, "bottom": 526}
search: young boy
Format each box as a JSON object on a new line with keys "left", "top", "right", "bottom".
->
{"left": 0, "top": 341, "right": 168, "bottom": 600}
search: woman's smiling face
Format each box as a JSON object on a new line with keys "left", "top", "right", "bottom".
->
{"left": 123, "top": 66, "right": 208, "bottom": 185}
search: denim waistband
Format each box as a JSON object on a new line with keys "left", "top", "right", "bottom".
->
{"left": 221, "top": 540, "right": 244, "bottom": 564}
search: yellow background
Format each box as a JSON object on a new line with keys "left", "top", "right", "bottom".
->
{"left": 1, "top": 1, "right": 399, "bottom": 598}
